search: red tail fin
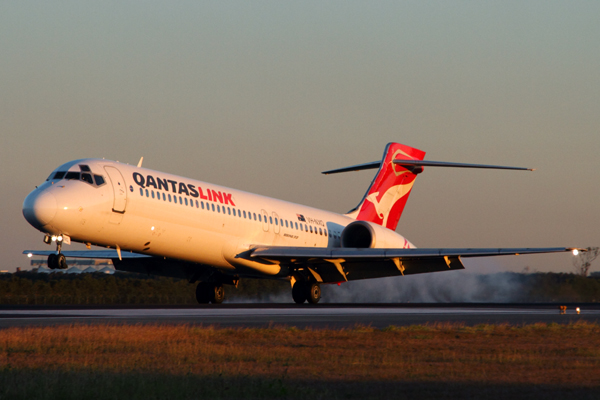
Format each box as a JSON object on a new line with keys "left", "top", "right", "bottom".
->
{"left": 346, "top": 143, "right": 425, "bottom": 230}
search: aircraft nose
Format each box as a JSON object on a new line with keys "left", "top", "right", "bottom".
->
{"left": 23, "top": 190, "right": 57, "bottom": 229}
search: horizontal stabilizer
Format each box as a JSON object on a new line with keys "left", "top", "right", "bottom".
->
{"left": 322, "top": 161, "right": 382, "bottom": 175}
{"left": 393, "top": 160, "right": 534, "bottom": 171}
{"left": 323, "top": 160, "right": 533, "bottom": 174}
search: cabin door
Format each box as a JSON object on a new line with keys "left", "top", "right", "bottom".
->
{"left": 104, "top": 166, "right": 127, "bottom": 213}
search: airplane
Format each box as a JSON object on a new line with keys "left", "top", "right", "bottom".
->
{"left": 22, "top": 142, "right": 580, "bottom": 304}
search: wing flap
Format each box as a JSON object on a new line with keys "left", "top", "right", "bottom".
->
{"left": 308, "top": 256, "right": 464, "bottom": 282}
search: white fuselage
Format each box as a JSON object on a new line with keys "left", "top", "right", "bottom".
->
{"left": 23, "top": 158, "right": 415, "bottom": 278}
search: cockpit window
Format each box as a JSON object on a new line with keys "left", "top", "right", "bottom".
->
{"left": 46, "top": 167, "right": 106, "bottom": 187}
{"left": 53, "top": 171, "right": 66, "bottom": 180}
{"left": 65, "top": 172, "right": 80, "bottom": 180}
{"left": 94, "top": 175, "right": 105, "bottom": 186}
{"left": 81, "top": 173, "right": 94, "bottom": 184}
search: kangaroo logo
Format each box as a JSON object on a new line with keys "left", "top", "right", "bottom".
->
{"left": 365, "top": 180, "right": 415, "bottom": 227}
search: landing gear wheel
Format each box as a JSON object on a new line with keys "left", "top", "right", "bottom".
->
{"left": 56, "top": 253, "right": 68, "bottom": 270}
{"left": 306, "top": 283, "right": 321, "bottom": 304}
{"left": 195, "top": 282, "right": 226, "bottom": 304}
{"left": 47, "top": 254, "right": 57, "bottom": 270}
{"left": 212, "top": 284, "right": 225, "bottom": 304}
{"left": 292, "top": 282, "right": 307, "bottom": 304}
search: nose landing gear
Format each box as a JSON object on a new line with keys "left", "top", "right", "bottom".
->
{"left": 46, "top": 234, "right": 68, "bottom": 270}
{"left": 47, "top": 253, "right": 67, "bottom": 270}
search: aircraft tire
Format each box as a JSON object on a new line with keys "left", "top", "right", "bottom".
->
{"left": 47, "top": 254, "right": 57, "bottom": 270}
{"left": 306, "top": 282, "right": 321, "bottom": 304}
{"left": 56, "top": 253, "right": 68, "bottom": 270}
{"left": 212, "top": 284, "right": 225, "bottom": 304}
{"left": 292, "top": 281, "right": 307, "bottom": 304}
{"left": 195, "top": 282, "right": 212, "bottom": 304}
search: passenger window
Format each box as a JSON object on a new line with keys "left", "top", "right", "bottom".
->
{"left": 285, "top": 220, "right": 288, "bottom": 228}
{"left": 258, "top": 214, "right": 262, "bottom": 222}
{"left": 195, "top": 200, "right": 199, "bottom": 208}
{"left": 269, "top": 216, "right": 273, "bottom": 224}
{"left": 275, "top": 218, "right": 278, "bottom": 226}
{"left": 310, "top": 226, "right": 313, "bottom": 233}
{"left": 184, "top": 198, "right": 188, "bottom": 206}
{"left": 243, "top": 211, "right": 246, "bottom": 218}
{"left": 228, "top": 207, "right": 231, "bottom": 215}
{"left": 145, "top": 189, "right": 149, "bottom": 197}
{"left": 152, "top": 191, "right": 155, "bottom": 199}
{"left": 179, "top": 197, "right": 182, "bottom": 205}
{"left": 319, "top": 228, "right": 323, "bottom": 235}
{"left": 300, "top": 224, "right": 303, "bottom": 231}
{"left": 139, "top": 188, "right": 144, "bottom": 196}
{"left": 163, "top": 193, "right": 167, "bottom": 201}
{"left": 201, "top": 201, "right": 204, "bottom": 209}
{"left": 168, "top": 194, "right": 172, "bottom": 202}
{"left": 253, "top": 213, "right": 257, "bottom": 220}
{"left": 295, "top": 222, "right": 298, "bottom": 230}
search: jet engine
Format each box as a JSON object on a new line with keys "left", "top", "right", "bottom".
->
{"left": 340, "top": 220, "right": 411, "bottom": 249}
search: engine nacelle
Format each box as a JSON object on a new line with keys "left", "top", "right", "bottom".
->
{"left": 340, "top": 220, "right": 413, "bottom": 249}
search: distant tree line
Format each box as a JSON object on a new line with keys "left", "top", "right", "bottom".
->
{"left": 1, "top": 271, "right": 600, "bottom": 305}
{"left": 0, "top": 272, "right": 289, "bottom": 305}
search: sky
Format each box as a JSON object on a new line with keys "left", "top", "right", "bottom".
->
{"left": 1, "top": 1, "right": 598, "bottom": 274}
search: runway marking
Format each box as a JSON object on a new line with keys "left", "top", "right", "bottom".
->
{"left": 1, "top": 307, "right": 598, "bottom": 320}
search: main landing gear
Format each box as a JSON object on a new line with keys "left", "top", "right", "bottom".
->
{"left": 195, "top": 282, "right": 225, "bottom": 304}
{"left": 292, "top": 280, "right": 321, "bottom": 304}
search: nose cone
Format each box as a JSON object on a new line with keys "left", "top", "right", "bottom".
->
{"left": 23, "top": 190, "right": 57, "bottom": 230}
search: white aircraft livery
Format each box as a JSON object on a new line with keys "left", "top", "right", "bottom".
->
{"left": 23, "top": 142, "right": 579, "bottom": 304}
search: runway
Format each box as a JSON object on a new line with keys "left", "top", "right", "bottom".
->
{"left": 1, "top": 304, "right": 599, "bottom": 328}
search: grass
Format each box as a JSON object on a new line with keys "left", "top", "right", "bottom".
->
{"left": 1, "top": 322, "right": 600, "bottom": 399}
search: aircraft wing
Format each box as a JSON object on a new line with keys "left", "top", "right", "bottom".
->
{"left": 250, "top": 246, "right": 578, "bottom": 283}
{"left": 23, "top": 250, "right": 151, "bottom": 259}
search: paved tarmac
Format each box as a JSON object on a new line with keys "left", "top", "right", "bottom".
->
{"left": 1, "top": 304, "right": 599, "bottom": 329}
